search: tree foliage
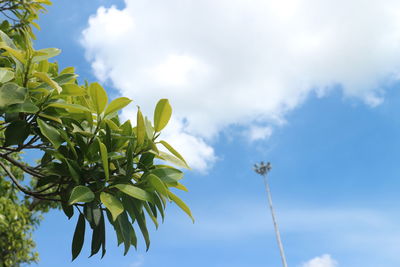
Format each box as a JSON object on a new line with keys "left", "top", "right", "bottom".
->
{"left": 0, "top": 0, "right": 192, "bottom": 262}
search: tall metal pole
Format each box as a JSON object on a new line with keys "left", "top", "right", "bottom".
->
{"left": 254, "top": 162, "right": 288, "bottom": 267}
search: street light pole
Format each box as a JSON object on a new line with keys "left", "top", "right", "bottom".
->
{"left": 254, "top": 162, "right": 288, "bottom": 267}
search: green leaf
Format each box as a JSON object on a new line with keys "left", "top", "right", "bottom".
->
{"left": 61, "top": 84, "right": 86, "bottom": 96}
{"left": 33, "top": 72, "right": 62, "bottom": 93}
{"left": 68, "top": 186, "right": 94, "bottom": 205}
{"left": 32, "top": 48, "right": 61, "bottom": 62}
{"left": 105, "top": 97, "right": 132, "bottom": 116}
{"left": 4, "top": 120, "right": 30, "bottom": 146}
{"left": 37, "top": 118, "right": 64, "bottom": 149}
{"left": 0, "top": 83, "right": 26, "bottom": 109}
{"left": 72, "top": 214, "right": 85, "bottom": 261}
{"left": 7, "top": 101, "right": 39, "bottom": 113}
{"left": 168, "top": 191, "right": 194, "bottom": 223}
{"left": 145, "top": 117, "right": 154, "bottom": 139}
{"left": 158, "top": 151, "right": 190, "bottom": 169}
{"left": 159, "top": 140, "right": 188, "bottom": 167}
{"left": 113, "top": 184, "right": 153, "bottom": 202}
{"left": 84, "top": 202, "right": 101, "bottom": 229}
{"left": 98, "top": 140, "right": 109, "bottom": 181}
{"left": 100, "top": 192, "right": 123, "bottom": 221}
{"left": 117, "top": 212, "right": 132, "bottom": 255}
{"left": 0, "top": 68, "right": 14, "bottom": 83}
{"left": 66, "top": 160, "right": 81, "bottom": 184}
{"left": 131, "top": 199, "right": 150, "bottom": 250}
{"left": 62, "top": 202, "right": 74, "bottom": 219}
{"left": 38, "top": 113, "right": 62, "bottom": 124}
{"left": 143, "top": 202, "right": 159, "bottom": 229}
{"left": 0, "top": 43, "right": 25, "bottom": 63}
{"left": 136, "top": 108, "right": 145, "bottom": 146}
{"left": 126, "top": 142, "right": 133, "bottom": 178}
{"left": 89, "top": 82, "right": 108, "bottom": 114}
{"left": 46, "top": 102, "right": 90, "bottom": 113}
{"left": 90, "top": 210, "right": 105, "bottom": 257}
{"left": 150, "top": 167, "right": 184, "bottom": 183}
{"left": 153, "top": 99, "right": 172, "bottom": 132}
{"left": 173, "top": 183, "right": 189, "bottom": 192}
{"left": 148, "top": 174, "right": 168, "bottom": 197}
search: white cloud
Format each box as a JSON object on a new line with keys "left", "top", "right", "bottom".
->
{"left": 301, "top": 254, "right": 338, "bottom": 267}
{"left": 81, "top": 0, "right": 400, "bottom": 171}
{"left": 130, "top": 254, "right": 145, "bottom": 267}
{"left": 247, "top": 125, "right": 273, "bottom": 141}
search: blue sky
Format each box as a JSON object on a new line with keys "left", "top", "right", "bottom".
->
{"left": 28, "top": 1, "right": 400, "bottom": 266}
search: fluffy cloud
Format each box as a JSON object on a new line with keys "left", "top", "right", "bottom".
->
{"left": 302, "top": 254, "right": 338, "bottom": 267}
{"left": 81, "top": 0, "right": 400, "bottom": 171}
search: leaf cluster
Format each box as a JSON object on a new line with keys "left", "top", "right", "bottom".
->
{"left": 0, "top": 11, "right": 193, "bottom": 260}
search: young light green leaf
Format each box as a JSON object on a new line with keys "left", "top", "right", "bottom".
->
{"left": 168, "top": 191, "right": 194, "bottom": 223}
{"left": 148, "top": 174, "right": 168, "bottom": 197}
{"left": 158, "top": 151, "right": 190, "bottom": 169}
{"left": 72, "top": 214, "right": 85, "bottom": 261}
{"left": 136, "top": 108, "right": 145, "bottom": 147}
{"left": 61, "top": 84, "right": 86, "bottom": 96}
{"left": 105, "top": 97, "right": 132, "bottom": 116}
{"left": 33, "top": 72, "right": 62, "bottom": 93}
{"left": 113, "top": 184, "right": 153, "bottom": 202}
{"left": 68, "top": 186, "right": 94, "bottom": 205}
{"left": 89, "top": 82, "right": 108, "bottom": 114}
{"left": 98, "top": 140, "right": 109, "bottom": 181}
{"left": 0, "top": 83, "right": 26, "bottom": 109}
{"left": 37, "top": 118, "right": 63, "bottom": 149}
{"left": 0, "top": 43, "right": 25, "bottom": 63}
{"left": 100, "top": 192, "right": 123, "bottom": 221}
{"left": 32, "top": 48, "right": 61, "bottom": 62}
{"left": 153, "top": 99, "right": 172, "bottom": 132}
{"left": 0, "top": 68, "right": 14, "bottom": 83}
{"left": 159, "top": 140, "right": 188, "bottom": 166}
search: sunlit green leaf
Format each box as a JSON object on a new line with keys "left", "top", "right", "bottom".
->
{"left": 89, "top": 82, "right": 108, "bottom": 114}
{"left": 113, "top": 184, "right": 153, "bottom": 202}
{"left": 68, "top": 186, "right": 94, "bottom": 205}
{"left": 168, "top": 191, "right": 194, "bottom": 223}
{"left": 100, "top": 192, "right": 123, "bottom": 221}
{"left": 136, "top": 108, "right": 145, "bottom": 147}
{"left": 105, "top": 97, "right": 132, "bottom": 116}
{"left": 153, "top": 99, "right": 172, "bottom": 132}
{"left": 33, "top": 72, "right": 62, "bottom": 93}
{"left": 159, "top": 140, "right": 188, "bottom": 167}
{"left": 0, "top": 68, "right": 14, "bottom": 83}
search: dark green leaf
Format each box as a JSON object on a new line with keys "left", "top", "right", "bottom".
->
{"left": 90, "top": 210, "right": 105, "bottom": 257}
{"left": 4, "top": 120, "right": 30, "bottom": 146}
{"left": 72, "top": 214, "right": 85, "bottom": 261}
{"left": 62, "top": 202, "right": 74, "bottom": 220}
